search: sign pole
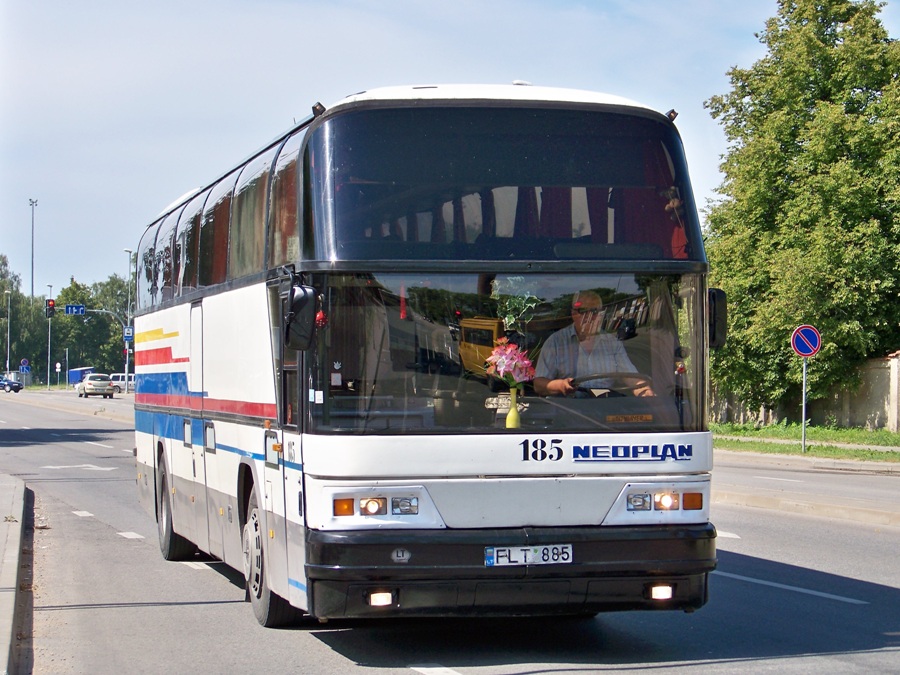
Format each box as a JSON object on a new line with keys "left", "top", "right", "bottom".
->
{"left": 790, "top": 325, "right": 821, "bottom": 454}
{"left": 801, "top": 357, "right": 808, "bottom": 453}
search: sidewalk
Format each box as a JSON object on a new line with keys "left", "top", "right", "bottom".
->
{"left": 0, "top": 475, "right": 26, "bottom": 675}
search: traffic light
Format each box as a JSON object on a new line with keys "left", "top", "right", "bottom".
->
{"left": 45, "top": 298, "right": 55, "bottom": 318}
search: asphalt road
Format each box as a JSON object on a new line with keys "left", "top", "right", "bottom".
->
{"left": 1, "top": 391, "right": 898, "bottom": 673}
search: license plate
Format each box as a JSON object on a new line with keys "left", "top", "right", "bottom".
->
{"left": 485, "top": 544, "right": 573, "bottom": 567}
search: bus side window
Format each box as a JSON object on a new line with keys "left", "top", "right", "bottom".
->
{"left": 199, "top": 170, "right": 239, "bottom": 287}
{"left": 269, "top": 130, "right": 305, "bottom": 268}
{"left": 231, "top": 146, "right": 278, "bottom": 280}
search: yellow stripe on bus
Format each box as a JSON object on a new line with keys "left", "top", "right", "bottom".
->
{"left": 135, "top": 328, "right": 180, "bottom": 343}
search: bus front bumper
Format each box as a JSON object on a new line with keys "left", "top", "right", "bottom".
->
{"left": 305, "top": 523, "right": 716, "bottom": 619}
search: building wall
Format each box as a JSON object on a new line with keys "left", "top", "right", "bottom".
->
{"left": 712, "top": 352, "right": 900, "bottom": 431}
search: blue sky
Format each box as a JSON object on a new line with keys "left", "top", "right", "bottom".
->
{"left": 1, "top": 0, "right": 898, "bottom": 297}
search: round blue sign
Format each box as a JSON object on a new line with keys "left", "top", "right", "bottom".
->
{"left": 791, "top": 325, "right": 821, "bottom": 358}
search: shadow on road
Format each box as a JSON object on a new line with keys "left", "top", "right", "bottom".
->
{"left": 302, "top": 549, "right": 898, "bottom": 669}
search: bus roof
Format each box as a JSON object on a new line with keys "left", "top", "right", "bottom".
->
{"left": 327, "top": 83, "right": 656, "bottom": 116}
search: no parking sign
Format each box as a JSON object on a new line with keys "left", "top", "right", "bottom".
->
{"left": 791, "top": 325, "right": 821, "bottom": 358}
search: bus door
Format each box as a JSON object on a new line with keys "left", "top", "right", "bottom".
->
{"left": 263, "top": 429, "right": 290, "bottom": 602}
{"left": 190, "top": 302, "right": 210, "bottom": 553}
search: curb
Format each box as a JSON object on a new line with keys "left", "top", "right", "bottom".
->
{"left": 714, "top": 447, "right": 899, "bottom": 476}
{"left": 0, "top": 475, "right": 25, "bottom": 675}
{"left": 711, "top": 487, "right": 900, "bottom": 528}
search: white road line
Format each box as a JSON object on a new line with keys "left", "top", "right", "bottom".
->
{"left": 179, "top": 561, "right": 212, "bottom": 570}
{"left": 72, "top": 511, "right": 93, "bottom": 517}
{"left": 118, "top": 532, "right": 144, "bottom": 539}
{"left": 717, "top": 531, "right": 741, "bottom": 539}
{"left": 85, "top": 441, "right": 114, "bottom": 448}
{"left": 713, "top": 570, "right": 868, "bottom": 605}
{"left": 410, "top": 666, "right": 463, "bottom": 675}
{"left": 42, "top": 464, "right": 116, "bottom": 471}
{"left": 754, "top": 475, "right": 803, "bottom": 482}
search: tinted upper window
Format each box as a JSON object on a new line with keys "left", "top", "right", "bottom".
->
{"left": 308, "top": 107, "right": 702, "bottom": 262}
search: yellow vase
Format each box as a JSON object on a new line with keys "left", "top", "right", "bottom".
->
{"left": 506, "top": 387, "right": 521, "bottom": 429}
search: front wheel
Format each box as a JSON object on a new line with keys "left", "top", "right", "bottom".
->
{"left": 242, "top": 490, "right": 299, "bottom": 627}
{"left": 157, "top": 463, "right": 196, "bottom": 560}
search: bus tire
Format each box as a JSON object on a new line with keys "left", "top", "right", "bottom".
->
{"left": 242, "top": 490, "right": 297, "bottom": 627}
{"left": 157, "top": 462, "right": 196, "bottom": 561}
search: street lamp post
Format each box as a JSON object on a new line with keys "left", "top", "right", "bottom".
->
{"left": 4, "top": 290, "right": 10, "bottom": 376}
{"left": 29, "top": 199, "right": 38, "bottom": 299}
{"left": 46, "top": 284, "right": 52, "bottom": 390}
{"left": 124, "top": 248, "right": 133, "bottom": 391}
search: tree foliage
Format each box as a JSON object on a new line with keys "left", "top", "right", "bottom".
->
{"left": 1, "top": 253, "right": 132, "bottom": 383}
{"left": 704, "top": 0, "right": 900, "bottom": 412}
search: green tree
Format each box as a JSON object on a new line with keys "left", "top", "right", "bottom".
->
{"left": 1, "top": 253, "right": 49, "bottom": 382}
{"left": 704, "top": 0, "right": 900, "bottom": 414}
{"left": 54, "top": 276, "right": 130, "bottom": 376}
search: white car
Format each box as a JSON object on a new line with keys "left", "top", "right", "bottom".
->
{"left": 77, "top": 373, "right": 115, "bottom": 399}
{"left": 110, "top": 373, "right": 135, "bottom": 393}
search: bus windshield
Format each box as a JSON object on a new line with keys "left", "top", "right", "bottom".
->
{"left": 306, "top": 271, "right": 706, "bottom": 434}
{"left": 308, "top": 106, "right": 703, "bottom": 263}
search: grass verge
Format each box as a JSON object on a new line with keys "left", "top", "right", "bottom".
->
{"left": 712, "top": 422, "right": 900, "bottom": 462}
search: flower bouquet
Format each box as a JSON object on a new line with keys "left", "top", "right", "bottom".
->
{"left": 485, "top": 337, "right": 535, "bottom": 428}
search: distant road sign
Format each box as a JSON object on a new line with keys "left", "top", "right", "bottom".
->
{"left": 124, "top": 326, "right": 134, "bottom": 342}
{"left": 791, "top": 325, "right": 821, "bottom": 358}
{"left": 65, "top": 304, "right": 86, "bottom": 315}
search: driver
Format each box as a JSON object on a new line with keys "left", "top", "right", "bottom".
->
{"left": 533, "top": 290, "right": 654, "bottom": 397}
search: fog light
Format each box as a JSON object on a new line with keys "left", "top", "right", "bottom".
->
{"left": 626, "top": 493, "right": 652, "bottom": 511}
{"left": 651, "top": 584, "right": 674, "bottom": 600}
{"left": 360, "top": 498, "right": 387, "bottom": 515}
{"left": 654, "top": 492, "right": 679, "bottom": 510}
{"left": 368, "top": 591, "right": 393, "bottom": 607}
{"left": 392, "top": 497, "right": 419, "bottom": 515}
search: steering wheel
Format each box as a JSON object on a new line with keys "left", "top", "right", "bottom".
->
{"left": 568, "top": 372, "right": 654, "bottom": 397}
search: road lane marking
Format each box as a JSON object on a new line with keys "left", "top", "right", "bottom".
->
{"left": 85, "top": 441, "right": 114, "bottom": 448}
{"left": 73, "top": 511, "right": 93, "bottom": 517}
{"left": 754, "top": 475, "right": 802, "bottom": 482}
{"left": 717, "top": 531, "right": 741, "bottom": 539}
{"left": 118, "top": 532, "right": 144, "bottom": 539}
{"left": 410, "top": 667, "right": 463, "bottom": 675}
{"left": 713, "top": 570, "right": 868, "bottom": 605}
{"left": 179, "top": 561, "right": 212, "bottom": 570}
{"left": 41, "top": 464, "right": 116, "bottom": 471}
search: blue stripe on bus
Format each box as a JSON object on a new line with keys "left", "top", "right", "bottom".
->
{"left": 137, "top": 372, "right": 205, "bottom": 398}
{"left": 288, "top": 578, "right": 308, "bottom": 592}
{"left": 135, "top": 410, "right": 304, "bottom": 472}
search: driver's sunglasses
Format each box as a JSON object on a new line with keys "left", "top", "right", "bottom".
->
{"left": 573, "top": 307, "right": 602, "bottom": 316}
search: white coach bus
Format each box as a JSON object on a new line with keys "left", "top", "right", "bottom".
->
{"left": 134, "top": 83, "right": 727, "bottom": 626}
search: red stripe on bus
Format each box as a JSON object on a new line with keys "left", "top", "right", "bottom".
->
{"left": 136, "top": 393, "right": 276, "bottom": 418}
{"left": 135, "top": 347, "right": 190, "bottom": 367}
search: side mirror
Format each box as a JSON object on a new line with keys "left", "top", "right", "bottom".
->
{"left": 708, "top": 288, "right": 727, "bottom": 349}
{"left": 284, "top": 285, "right": 317, "bottom": 351}
{"left": 616, "top": 318, "right": 637, "bottom": 341}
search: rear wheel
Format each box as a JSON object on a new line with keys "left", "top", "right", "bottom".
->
{"left": 157, "top": 462, "right": 196, "bottom": 560}
{"left": 242, "top": 490, "right": 298, "bottom": 627}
